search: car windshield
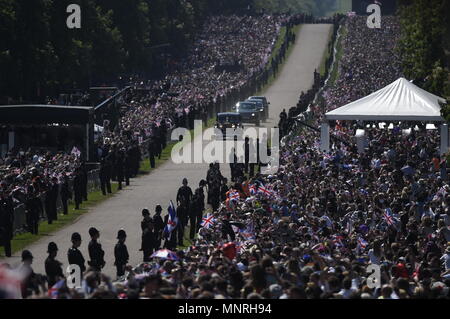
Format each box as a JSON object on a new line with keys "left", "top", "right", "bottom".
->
{"left": 238, "top": 103, "right": 256, "bottom": 110}
{"left": 218, "top": 115, "right": 240, "bottom": 123}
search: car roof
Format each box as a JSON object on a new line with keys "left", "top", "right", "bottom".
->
{"left": 218, "top": 112, "right": 241, "bottom": 116}
{"left": 249, "top": 96, "right": 266, "bottom": 99}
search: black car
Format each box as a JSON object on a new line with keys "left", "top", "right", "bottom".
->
{"left": 245, "top": 99, "right": 266, "bottom": 121}
{"left": 232, "top": 101, "right": 260, "bottom": 126}
{"left": 215, "top": 112, "right": 243, "bottom": 139}
{"left": 248, "top": 96, "right": 269, "bottom": 120}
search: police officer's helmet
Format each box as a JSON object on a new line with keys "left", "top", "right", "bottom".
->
{"left": 182, "top": 178, "right": 188, "bottom": 185}
{"left": 22, "top": 250, "right": 33, "bottom": 261}
{"left": 47, "top": 242, "right": 58, "bottom": 253}
{"left": 71, "top": 232, "right": 82, "bottom": 242}
{"left": 155, "top": 205, "right": 162, "bottom": 213}
{"left": 117, "top": 229, "right": 127, "bottom": 239}
{"left": 142, "top": 208, "right": 150, "bottom": 217}
{"left": 88, "top": 227, "right": 99, "bottom": 237}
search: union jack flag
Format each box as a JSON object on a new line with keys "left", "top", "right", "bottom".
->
{"left": 249, "top": 184, "right": 257, "bottom": 195}
{"left": 357, "top": 237, "right": 368, "bottom": 250}
{"left": 164, "top": 201, "right": 178, "bottom": 234}
{"left": 383, "top": 208, "right": 395, "bottom": 226}
{"left": 258, "top": 185, "right": 273, "bottom": 197}
{"left": 201, "top": 213, "right": 215, "bottom": 229}
{"left": 228, "top": 190, "right": 240, "bottom": 201}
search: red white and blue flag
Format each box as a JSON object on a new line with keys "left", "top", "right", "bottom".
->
{"left": 164, "top": 200, "right": 178, "bottom": 234}
{"left": 229, "top": 190, "right": 240, "bottom": 201}
{"left": 383, "top": 208, "right": 396, "bottom": 226}
{"left": 249, "top": 184, "right": 257, "bottom": 195}
{"left": 357, "top": 237, "right": 368, "bottom": 250}
{"left": 201, "top": 213, "right": 216, "bottom": 229}
{"left": 48, "top": 279, "right": 66, "bottom": 299}
{"left": 258, "top": 185, "right": 273, "bottom": 197}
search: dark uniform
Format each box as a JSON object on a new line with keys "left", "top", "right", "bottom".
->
{"left": 99, "top": 157, "right": 112, "bottom": 196}
{"left": 153, "top": 211, "right": 164, "bottom": 250}
{"left": 88, "top": 240, "right": 105, "bottom": 271}
{"left": 73, "top": 170, "right": 83, "bottom": 210}
{"left": 114, "top": 151, "right": 125, "bottom": 190}
{"left": 60, "top": 177, "right": 71, "bottom": 215}
{"left": 25, "top": 187, "right": 42, "bottom": 235}
{"left": 148, "top": 136, "right": 156, "bottom": 169}
{"left": 0, "top": 194, "right": 14, "bottom": 257}
{"left": 114, "top": 230, "right": 129, "bottom": 278}
{"left": 45, "top": 242, "right": 64, "bottom": 287}
{"left": 189, "top": 190, "right": 202, "bottom": 239}
{"left": 141, "top": 212, "right": 155, "bottom": 262}
{"left": 68, "top": 233, "right": 86, "bottom": 274}
{"left": 68, "top": 247, "right": 86, "bottom": 273}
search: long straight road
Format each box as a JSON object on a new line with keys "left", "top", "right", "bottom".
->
{"left": 0, "top": 24, "right": 332, "bottom": 278}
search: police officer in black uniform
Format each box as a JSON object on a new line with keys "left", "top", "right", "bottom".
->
{"left": 148, "top": 136, "right": 156, "bottom": 169}
{"left": 176, "top": 178, "right": 193, "bottom": 245}
{"left": 140, "top": 209, "right": 155, "bottom": 262}
{"left": 114, "top": 229, "right": 129, "bottom": 278}
{"left": 88, "top": 227, "right": 105, "bottom": 272}
{"left": 25, "top": 185, "right": 42, "bottom": 235}
{"left": 0, "top": 191, "right": 14, "bottom": 257}
{"left": 73, "top": 168, "right": 83, "bottom": 210}
{"left": 60, "top": 175, "right": 72, "bottom": 215}
{"left": 189, "top": 188, "right": 202, "bottom": 239}
{"left": 99, "top": 156, "right": 112, "bottom": 196}
{"left": 153, "top": 205, "right": 164, "bottom": 250}
{"left": 68, "top": 232, "right": 86, "bottom": 274}
{"left": 45, "top": 242, "right": 64, "bottom": 287}
{"left": 114, "top": 149, "right": 125, "bottom": 190}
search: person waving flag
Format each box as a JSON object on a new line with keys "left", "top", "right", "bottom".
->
{"left": 164, "top": 201, "right": 178, "bottom": 235}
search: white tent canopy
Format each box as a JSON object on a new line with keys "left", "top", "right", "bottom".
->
{"left": 325, "top": 78, "right": 447, "bottom": 122}
{"left": 320, "top": 78, "right": 449, "bottom": 155}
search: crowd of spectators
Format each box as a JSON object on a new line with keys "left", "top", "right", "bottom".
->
{"left": 5, "top": 15, "right": 449, "bottom": 300}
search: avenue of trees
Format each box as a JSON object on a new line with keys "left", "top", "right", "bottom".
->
{"left": 397, "top": 0, "right": 450, "bottom": 103}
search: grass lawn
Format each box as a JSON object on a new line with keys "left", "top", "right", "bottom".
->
{"left": 328, "top": 25, "right": 347, "bottom": 86}
{"left": 319, "top": 27, "right": 334, "bottom": 77}
{"left": 0, "top": 183, "right": 120, "bottom": 256}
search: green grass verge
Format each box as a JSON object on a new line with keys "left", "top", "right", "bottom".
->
{"left": 0, "top": 183, "right": 120, "bottom": 256}
{"left": 328, "top": 25, "right": 347, "bottom": 87}
{"left": 319, "top": 27, "right": 334, "bottom": 77}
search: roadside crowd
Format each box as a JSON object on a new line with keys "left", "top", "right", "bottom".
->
{"left": 3, "top": 15, "right": 450, "bottom": 300}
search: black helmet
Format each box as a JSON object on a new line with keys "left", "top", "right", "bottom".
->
{"left": 117, "top": 229, "right": 127, "bottom": 239}
{"left": 155, "top": 205, "right": 162, "bottom": 213}
{"left": 182, "top": 178, "right": 188, "bottom": 185}
{"left": 142, "top": 208, "right": 150, "bottom": 216}
{"left": 47, "top": 242, "right": 58, "bottom": 253}
{"left": 21, "top": 250, "right": 33, "bottom": 261}
{"left": 71, "top": 232, "right": 82, "bottom": 242}
{"left": 88, "top": 227, "right": 99, "bottom": 237}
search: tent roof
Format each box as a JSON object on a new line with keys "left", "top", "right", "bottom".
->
{"left": 325, "top": 78, "right": 447, "bottom": 121}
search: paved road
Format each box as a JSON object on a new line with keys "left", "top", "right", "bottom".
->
{"left": 0, "top": 24, "right": 332, "bottom": 279}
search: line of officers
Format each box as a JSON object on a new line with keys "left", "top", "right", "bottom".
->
{"left": 0, "top": 165, "right": 89, "bottom": 258}
{"left": 17, "top": 175, "right": 225, "bottom": 296}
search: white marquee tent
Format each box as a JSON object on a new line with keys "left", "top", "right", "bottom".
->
{"left": 320, "top": 78, "right": 449, "bottom": 154}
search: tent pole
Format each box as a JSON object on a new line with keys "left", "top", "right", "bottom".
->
{"left": 440, "top": 123, "right": 449, "bottom": 156}
{"left": 320, "top": 121, "right": 330, "bottom": 153}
